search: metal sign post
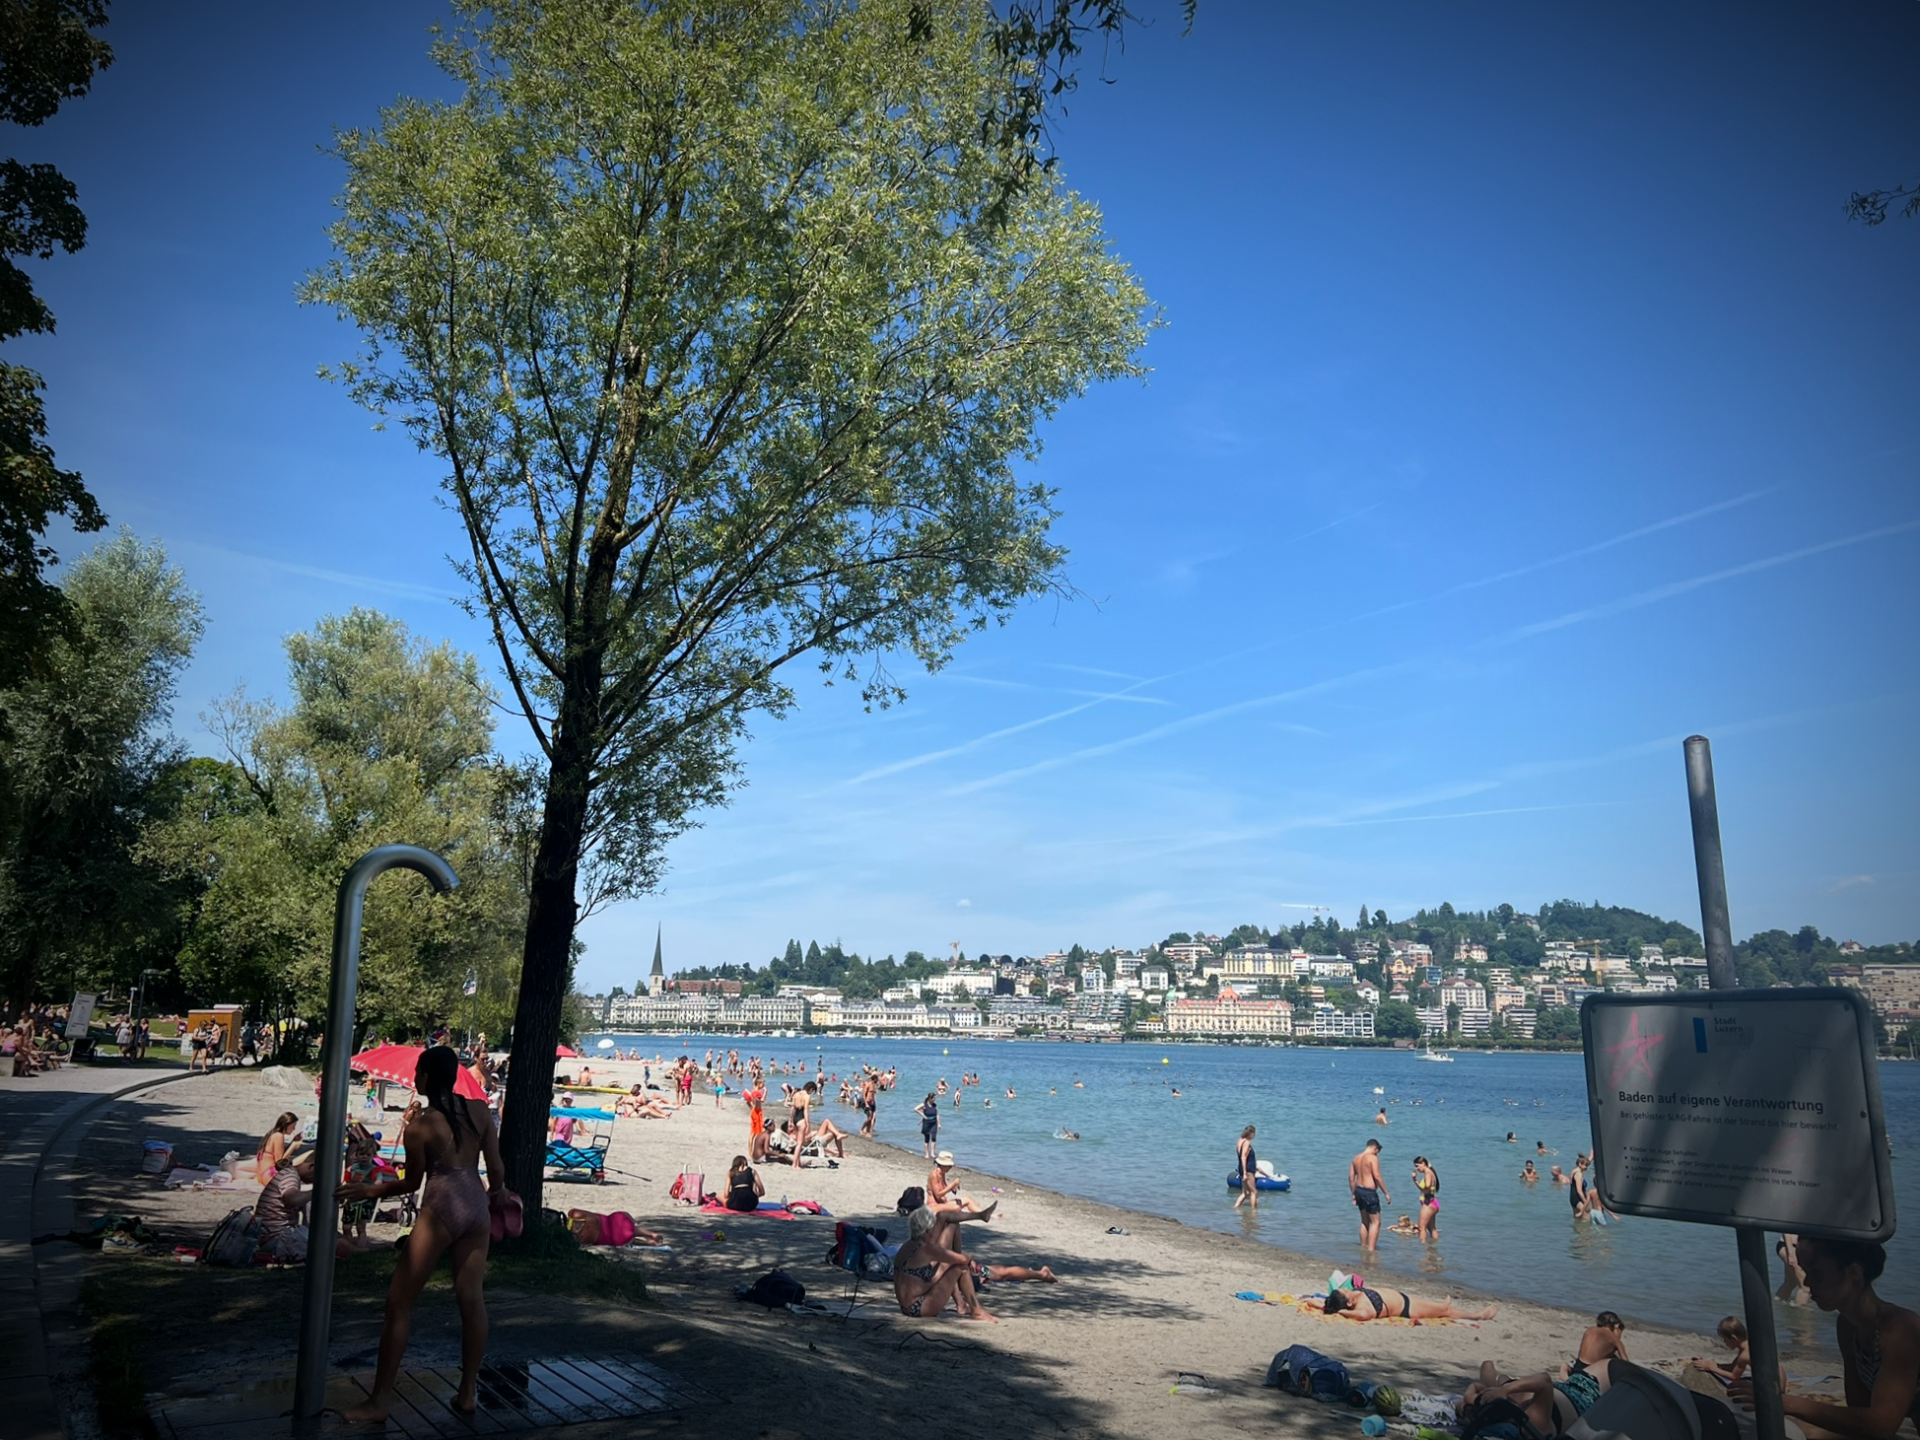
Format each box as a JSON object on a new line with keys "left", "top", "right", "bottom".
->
{"left": 1682, "top": 737, "right": 1785, "bottom": 1440}
{"left": 293, "top": 845, "right": 458, "bottom": 1428}
{"left": 1684, "top": 737, "right": 1784, "bottom": 1440}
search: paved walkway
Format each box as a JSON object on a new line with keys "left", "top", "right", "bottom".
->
{"left": 0, "top": 1061, "right": 196, "bottom": 1440}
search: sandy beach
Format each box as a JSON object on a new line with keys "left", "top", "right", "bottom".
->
{"left": 51, "top": 1056, "right": 1815, "bottom": 1440}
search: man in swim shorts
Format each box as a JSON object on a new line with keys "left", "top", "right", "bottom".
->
{"left": 1349, "top": 1138, "right": 1389, "bottom": 1250}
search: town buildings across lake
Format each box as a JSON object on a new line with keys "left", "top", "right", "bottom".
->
{"left": 581, "top": 1034, "right": 1912, "bottom": 1351}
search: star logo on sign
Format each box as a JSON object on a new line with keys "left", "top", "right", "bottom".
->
{"left": 1605, "top": 1012, "right": 1665, "bottom": 1087}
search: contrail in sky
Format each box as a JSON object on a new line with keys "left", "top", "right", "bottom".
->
{"left": 948, "top": 519, "right": 1911, "bottom": 794}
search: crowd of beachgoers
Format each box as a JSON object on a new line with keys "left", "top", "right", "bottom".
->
{"left": 9, "top": 1025, "right": 1912, "bottom": 1437}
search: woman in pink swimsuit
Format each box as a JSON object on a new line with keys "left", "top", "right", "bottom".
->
{"left": 338, "top": 1046, "right": 506, "bottom": 1421}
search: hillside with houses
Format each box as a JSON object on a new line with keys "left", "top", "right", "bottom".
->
{"left": 574, "top": 902, "right": 1917, "bottom": 1046}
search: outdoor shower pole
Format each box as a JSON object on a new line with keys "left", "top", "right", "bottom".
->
{"left": 1683, "top": 737, "right": 1785, "bottom": 1440}
{"left": 294, "top": 845, "right": 458, "bottom": 1427}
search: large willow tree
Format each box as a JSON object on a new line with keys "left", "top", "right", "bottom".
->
{"left": 305, "top": 0, "right": 1153, "bottom": 1209}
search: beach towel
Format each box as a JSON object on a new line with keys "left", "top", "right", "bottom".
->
{"left": 698, "top": 1199, "right": 817, "bottom": 1220}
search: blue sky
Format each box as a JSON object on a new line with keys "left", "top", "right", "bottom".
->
{"left": 19, "top": 3, "right": 1920, "bottom": 990}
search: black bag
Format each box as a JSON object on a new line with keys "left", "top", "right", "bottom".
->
{"left": 1264, "top": 1345, "right": 1352, "bottom": 1401}
{"left": 205, "top": 1206, "right": 261, "bottom": 1267}
{"left": 738, "top": 1269, "right": 806, "bottom": 1308}
{"left": 895, "top": 1186, "right": 925, "bottom": 1215}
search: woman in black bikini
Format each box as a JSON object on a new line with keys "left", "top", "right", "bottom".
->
{"left": 724, "top": 1154, "right": 763, "bottom": 1213}
{"left": 893, "top": 1207, "right": 995, "bottom": 1322}
{"left": 338, "top": 1047, "right": 507, "bottom": 1422}
{"left": 1316, "top": 1285, "right": 1496, "bottom": 1321}
{"left": 1730, "top": 1236, "right": 1920, "bottom": 1438}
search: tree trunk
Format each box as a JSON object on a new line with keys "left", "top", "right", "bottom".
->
{"left": 498, "top": 738, "right": 592, "bottom": 1217}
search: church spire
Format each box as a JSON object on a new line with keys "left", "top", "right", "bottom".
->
{"left": 648, "top": 924, "right": 665, "bottom": 994}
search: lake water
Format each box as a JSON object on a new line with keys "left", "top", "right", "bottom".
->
{"left": 580, "top": 1033, "right": 1912, "bottom": 1352}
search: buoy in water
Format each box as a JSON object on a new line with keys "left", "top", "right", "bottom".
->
{"left": 1162, "top": 1057, "right": 1169, "bottom": 1065}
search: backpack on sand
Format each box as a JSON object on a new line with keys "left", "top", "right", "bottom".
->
{"left": 205, "top": 1206, "right": 262, "bottom": 1267}
{"left": 738, "top": 1269, "right": 806, "bottom": 1308}
{"left": 1264, "top": 1345, "right": 1352, "bottom": 1402}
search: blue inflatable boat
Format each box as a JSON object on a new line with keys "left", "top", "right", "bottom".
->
{"left": 1227, "top": 1172, "right": 1291, "bottom": 1192}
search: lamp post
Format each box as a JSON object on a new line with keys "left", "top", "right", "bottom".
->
{"left": 293, "top": 845, "right": 458, "bottom": 1428}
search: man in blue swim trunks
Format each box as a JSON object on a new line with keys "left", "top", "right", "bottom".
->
{"left": 1350, "top": 1138, "right": 1390, "bottom": 1250}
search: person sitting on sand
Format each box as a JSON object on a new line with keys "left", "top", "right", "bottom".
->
{"left": 258, "top": 1111, "right": 304, "bottom": 1176}
{"left": 929, "top": 1151, "right": 977, "bottom": 1213}
{"left": 1521, "top": 1160, "right": 1539, "bottom": 1183}
{"left": 892, "top": 1207, "right": 995, "bottom": 1323}
{"left": 1692, "top": 1316, "right": 1785, "bottom": 1391}
{"left": 1730, "top": 1236, "right": 1920, "bottom": 1438}
{"left": 1312, "top": 1285, "right": 1497, "bottom": 1322}
{"left": 1569, "top": 1311, "right": 1629, "bottom": 1374}
{"left": 811, "top": 1110, "right": 850, "bottom": 1159}
{"left": 1459, "top": 1359, "right": 1609, "bottom": 1436}
{"left": 723, "top": 1154, "right": 764, "bottom": 1213}
{"left": 762, "top": 1120, "right": 801, "bottom": 1165}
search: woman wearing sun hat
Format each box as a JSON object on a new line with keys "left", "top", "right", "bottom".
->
{"left": 928, "top": 1150, "right": 998, "bottom": 1221}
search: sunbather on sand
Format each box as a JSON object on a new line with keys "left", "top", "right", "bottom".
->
{"left": 1312, "top": 1285, "right": 1497, "bottom": 1321}
{"left": 1459, "top": 1359, "right": 1610, "bottom": 1435}
{"left": 893, "top": 1207, "right": 995, "bottom": 1323}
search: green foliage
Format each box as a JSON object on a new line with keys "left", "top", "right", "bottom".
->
{"left": 1533, "top": 899, "right": 1700, "bottom": 952}
{"left": 678, "top": 939, "right": 947, "bottom": 999}
{"left": 0, "top": 0, "right": 113, "bottom": 682}
{"left": 0, "top": 532, "right": 202, "bottom": 1008}
{"left": 1373, "top": 998, "right": 1423, "bottom": 1040}
{"left": 1533, "top": 1006, "right": 1584, "bottom": 1043}
{"left": 143, "top": 610, "right": 531, "bottom": 1037}
{"left": 1728, "top": 925, "right": 1895, "bottom": 988}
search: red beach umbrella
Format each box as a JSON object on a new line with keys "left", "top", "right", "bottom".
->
{"left": 556, "top": 1044, "right": 580, "bottom": 1059}
{"left": 349, "top": 1042, "right": 486, "bottom": 1100}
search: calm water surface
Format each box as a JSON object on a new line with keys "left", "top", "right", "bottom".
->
{"left": 583, "top": 1034, "right": 1913, "bottom": 1353}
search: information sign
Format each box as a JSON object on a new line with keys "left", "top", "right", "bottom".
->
{"left": 65, "top": 992, "right": 96, "bottom": 1040}
{"left": 1582, "top": 989, "right": 1893, "bottom": 1241}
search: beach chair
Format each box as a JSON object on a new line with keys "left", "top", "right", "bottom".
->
{"left": 545, "top": 1106, "right": 617, "bottom": 1184}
